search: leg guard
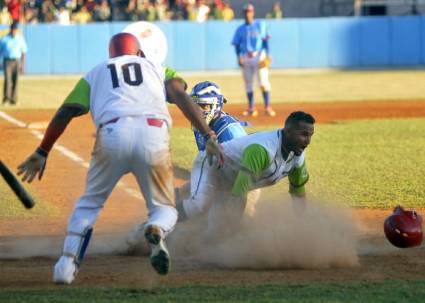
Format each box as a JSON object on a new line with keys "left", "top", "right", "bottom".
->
{"left": 63, "top": 227, "right": 93, "bottom": 267}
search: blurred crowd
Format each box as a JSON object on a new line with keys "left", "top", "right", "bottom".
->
{"left": 0, "top": 0, "right": 281, "bottom": 25}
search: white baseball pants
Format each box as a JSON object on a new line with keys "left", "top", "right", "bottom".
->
{"left": 242, "top": 51, "right": 271, "bottom": 93}
{"left": 182, "top": 157, "right": 248, "bottom": 235}
{"left": 62, "top": 116, "right": 177, "bottom": 259}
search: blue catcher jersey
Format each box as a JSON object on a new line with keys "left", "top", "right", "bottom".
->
{"left": 194, "top": 113, "right": 248, "bottom": 151}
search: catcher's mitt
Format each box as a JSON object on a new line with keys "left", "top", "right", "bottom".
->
{"left": 258, "top": 56, "right": 271, "bottom": 68}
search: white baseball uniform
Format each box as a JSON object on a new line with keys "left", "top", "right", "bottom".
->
{"left": 60, "top": 55, "right": 178, "bottom": 261}
{"left": 183, "top": 130, "right": 307, "bottom": 228}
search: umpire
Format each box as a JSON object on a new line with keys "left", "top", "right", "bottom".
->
{"left": 0, "top": 21, "right": 27, "bottom": 105}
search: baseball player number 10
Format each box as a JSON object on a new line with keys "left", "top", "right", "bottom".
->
{"left": 107, "top": 62, "right": 144, "bottom": 88}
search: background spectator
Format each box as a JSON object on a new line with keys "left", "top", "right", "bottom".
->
{"left": 0, "top": 0, "right": 238, "bottom": 24}
{"left": 6, "top": 0, "right": 21, "bottom": 22}
{"left": 266, "top": 1, "right": 282, "bottom": 19}
{"left": 56, "top": 6, "right": 71, "bottom": 25}
{"left": 93, "top": 0, "right": 111, "bottom": 22}
{"left": 72, "top": 5, "right": 91, "bottom": 23}
{"left": 194, "top": 0, "right": 210, "bottom": 22}
{"left": 0, "top": 6, "right": 12, "bottom": 24}
{"left": 221, "top": 1, "right": 234, "bottom": 21}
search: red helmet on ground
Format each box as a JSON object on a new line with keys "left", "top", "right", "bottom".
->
{"left": 384, "top": 205, "right": 423, "bottom": 248}
{"left": 109, "top": 33, "right": 141, "bottom": 58}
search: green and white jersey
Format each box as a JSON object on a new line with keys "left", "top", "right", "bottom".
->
{"left": 222, "top": 130, "right": 308, "bottom": 197}
{"left": 63, "top": 55, "right": 175, "bottom": 128}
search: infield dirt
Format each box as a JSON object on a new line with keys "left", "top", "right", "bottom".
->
{"left": 0, "top": 101, "right": 424, "bottom": 288}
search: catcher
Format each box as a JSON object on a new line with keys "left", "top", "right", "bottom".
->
{"left": 176, "top": 80, "right": 253, "bottom": 218}
{"left": 177, "top": 111, "right": 315, "bottom": 235}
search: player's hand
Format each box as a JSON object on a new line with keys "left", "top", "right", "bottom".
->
{"left": 205, "top": 132, "right": 224, "bottom": 168}
{"left": 238, "top": 57, "right": 244, "bottom": 67}
{"left": 291, "top": 195, "right": 306, "bottom": 217}
{"left": 17, "top": 149, "right": 47, "bottom": 183}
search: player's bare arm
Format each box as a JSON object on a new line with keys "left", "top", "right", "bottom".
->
{"left": 289, "top": 161, "right": 309, "bottom": 216}
{"left": 17, "top": 104, "right": 83, "bottom": 183}
{"left": 165, "top": 78, "right": 224, "bottom": 166}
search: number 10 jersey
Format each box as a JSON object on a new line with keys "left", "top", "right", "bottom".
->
{"left": 63, "top": 55, "right": 172, "bottom": 128}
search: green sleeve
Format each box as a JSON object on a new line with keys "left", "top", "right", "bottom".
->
{"left": 62, "top": 78, "right": 90, "bottom": 114}
{"left": 288, "top": 161, "right": 309, "bottom": 197}
{"left": 165, "top": 67, "right": 187, "bottom": 90}
{"left": 231, "top": 144, "right": 271, "bottom": 197}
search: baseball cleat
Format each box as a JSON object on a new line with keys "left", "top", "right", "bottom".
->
{"left": 242, "top": 109, "right": 258, "bottom": 117}
{"left": 53, "top": 256, "right": 78, "bottom": 285}
{"left": 144, "top": 225, "right": 170, "bottom": 275}
{"left": 265, "top": 107, "right": 276, "bottom": 117}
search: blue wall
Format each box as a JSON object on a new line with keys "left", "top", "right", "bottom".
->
{"left": 7, "top": 16, "right": 425, "bottom": 74}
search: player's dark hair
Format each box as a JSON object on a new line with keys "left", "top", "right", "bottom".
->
{"left": 284, "top": 111, "right": 315, "bottom": 128}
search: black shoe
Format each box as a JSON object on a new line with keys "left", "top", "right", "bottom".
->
{"left": 144, "top": 225, "right": 170, "bottom": 275}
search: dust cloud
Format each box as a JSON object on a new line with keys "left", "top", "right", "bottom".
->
{"left": 0, "top": 197, "right": 360, "bottom": 271}
{"left": 0, "top": 233, "right": 129, "bottom": 259}
{"left": 169, "top": 197, "right": 360, "bottom": 269}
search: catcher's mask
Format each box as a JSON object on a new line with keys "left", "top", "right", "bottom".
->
{"left": 109, "top": 33, "right": 142, "bottom": 58}
{"left": 190, "top": 81, "right": 226, "bottom": 125}
{"left": 384, "top": 205, "right": 423, "bottom": 248}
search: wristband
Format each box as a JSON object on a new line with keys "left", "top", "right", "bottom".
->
{"left": 36, "top": 147, "right": 48, "bottom": 158}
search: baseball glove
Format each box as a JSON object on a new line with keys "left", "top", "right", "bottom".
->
{"left": 258, "top": 56, "right": 271, "bottom": 69}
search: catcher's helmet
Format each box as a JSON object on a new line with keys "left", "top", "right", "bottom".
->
{"left": 384, "top": 205, "right": 423, "bottom": 248}
{"left": 190, "top": 81, "right": 226, "bottom": 124}
{"left": 109, "top": 33, "right": 141, "bottom": 58}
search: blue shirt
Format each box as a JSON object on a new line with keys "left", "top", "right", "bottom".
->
{"left": 232, "top": 20, "right": 269, "bottom": 55}
{"left": 194, "top": 112, "right": 248, "bottom": 151}
{"left": 0, "top": 34, "right": 28, "bottom": 60}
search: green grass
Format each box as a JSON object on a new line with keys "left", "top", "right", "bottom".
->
{"left": 0, "top": 177, "right": 58, "bottom": 218}
{"left": 2, "top": 69, "right": 425, "bottom": 109}
{"left": 187, "top": 69, "right": 425, "bottom": 104}
{"left": 1, "top": 281, "right": 425, "bottom": 302}
{"left": 171, "top": 118, "right": 425, "bottom": 209}
{"left": 1, "top": 118, "right": 423, "bottom": 215}
{"left": 307, "top": 119, "right": 425, "bottom": 208}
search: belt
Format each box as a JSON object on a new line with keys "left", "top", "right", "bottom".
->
{"left": 247, "top": 51, "right": 258, "bottom": 58}
{"left": 99, "top": 117, "right": 165, "bottom": 129}
{"left": 99, "top": 117, "right": 120, "bottom": 129}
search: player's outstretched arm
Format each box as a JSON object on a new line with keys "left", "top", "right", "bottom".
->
{"left": 17, "top": 104, "right": 83, "bottom": 183}
{"left": 288, "top": 161, "right": 309, "bottom": 216}
{"left": 165, "top": 78, "right": 224, "bottom": 166}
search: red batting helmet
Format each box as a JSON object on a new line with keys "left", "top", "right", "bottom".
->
{"left": 109, "top": 33, "right": 141, "bottom": 58}
{"left": 384, "top": 205, "right": 423, "bottom": 248}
